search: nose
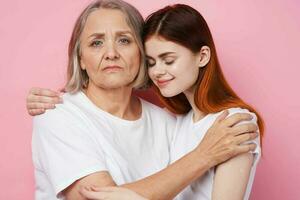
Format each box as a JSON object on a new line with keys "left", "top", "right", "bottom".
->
{"left": 152, "top": 64, "right": 167, "bottom": 78}
{"left": 104, "top": 41, "right": 120, "bottom": 60}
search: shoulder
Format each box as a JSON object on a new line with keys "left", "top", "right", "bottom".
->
{"left": 34, "top": 92, "right": 84, "bottom": 124}
{"left": 226, "top": 107, "right": 258, "bottom": 122}
{"left": 32, "top": 92, "right": 90, "bottom": 139}
{"left": 140, "top": 98, "right": 176, "bottom": 121}
{"left": 200, "top": 107, "right": 258, "bottom": 129}
{"left": 225, "top": 107, "right": 261, "bottom": 150}
{"left": 206, "top": 107, "right": 257, "bottom": 123}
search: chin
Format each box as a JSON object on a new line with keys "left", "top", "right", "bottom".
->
{"left": 98, "top": 79, "right": 134, "bottom": 89}
{"left": 159, "top": 89, "right": 182, "bottom": 98}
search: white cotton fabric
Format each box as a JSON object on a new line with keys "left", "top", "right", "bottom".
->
{"left": 32, "top": 91, "right": 176, "bottom": 200}
{"left": 171, "top": 108, "right": 261, "bottom": 200}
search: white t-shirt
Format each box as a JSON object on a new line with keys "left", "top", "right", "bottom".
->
{"left": 32, "top": 91, "right": 176, "bottom": 200}
{"left": 171, "top": 108, "right": 261, "bottom": 200}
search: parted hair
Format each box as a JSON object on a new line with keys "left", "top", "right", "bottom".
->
{"left": 65, "top": 0, "right": 148, "bottom": 93}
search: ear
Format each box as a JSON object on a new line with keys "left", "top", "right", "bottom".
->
{"left": 80, "top": 56, "right": 86, "bottom": 70}
{"left": 197, "top": 46, "right": 211, "bottom": 68}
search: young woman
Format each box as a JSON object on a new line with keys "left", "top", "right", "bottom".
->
{"left": 143, "top": 4, "right": 264, "bottom": 200}
{"left": 27, "top": 1, "right": 259, "bottom": 200}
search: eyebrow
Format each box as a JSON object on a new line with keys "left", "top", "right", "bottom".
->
{"left": 146, "top": 52, "right": 176, "bottom": 59}
{"left": 88, "top": 30, "right": 133, "bottom": 39}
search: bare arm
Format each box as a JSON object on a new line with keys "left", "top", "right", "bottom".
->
{"left": 30, "top": 88, "right": 258, "bottom": 200}
{"left": 63, "top": 150, "right": 210, "bottom": 200}
{"left": 84, "top": 154, "right": 255, "bottom": 200}
{"left": 212, "top": 153, "right": 254, "bottom": 200}
{"left": 63, "top": 172, "right": 116, "bottom": 200}
{"left": 122, "top": 113, "right": 258, "bottom": 200}
{"left": 61, "top": 113, "right": 258, "bottom": 200}
{"left": 212, "top": 111, "right": 260, "bottom": 200}
{"left": 80, "top": 186, "right": 148, "bottom": 200}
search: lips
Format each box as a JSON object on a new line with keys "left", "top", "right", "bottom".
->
{"left": 103, "top": 65, "right": 123, "bottom": 72}
{"left": 156, "top": 78, "right": 174, "bottom": 87}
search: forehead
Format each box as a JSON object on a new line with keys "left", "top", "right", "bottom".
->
{"left": 145, "top": 36, "right": 188, "bottom": 57}
{"left": 83, "top": 8, "right": 131, "bottom": 35}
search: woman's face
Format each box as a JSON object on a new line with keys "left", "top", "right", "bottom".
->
{"left": 80, "top": 8, "right": 140, "bottom": 89}
{"left": 145, "top": 36, "right": 201, "bottom": 97}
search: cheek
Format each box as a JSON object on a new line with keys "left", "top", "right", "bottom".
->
{"left": 147, "top": 68, "right": 155, "bottom": 81}
{"left": 120, "top": 49, "right": 140, "bottom": 76}
{"left": 121, "top": 45, "right": 140, "bottom": 61}
{"left": 81, "top": 51, "right": 102, "bottom": 70}
{"left": 132, "top": 51, "right": 141, "bottom": 69}
{"left": 177, "top": 69, "right": 199, "bottom": 89}
{"left": 172, "top": 63, "right": 199, "bottom": 89}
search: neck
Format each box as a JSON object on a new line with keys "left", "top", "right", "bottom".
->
{"left": 84, "top": 83, "right": 141, "bottom": 120}
{"left": 183, "top": 86, "right": 206, "bottom": 122}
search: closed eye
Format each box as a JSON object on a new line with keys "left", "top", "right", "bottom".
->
{"left": 165, "top": 60, "right": 174, "bottom": 65}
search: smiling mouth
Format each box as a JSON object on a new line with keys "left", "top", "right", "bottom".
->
{"left": 156, "top": 78, "right": 174, "bottom": 87}
{"left": 103, "top": 65, "right": 123, "bottom": 72}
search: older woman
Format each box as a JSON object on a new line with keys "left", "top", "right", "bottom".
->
{"left": 28, "top": 0, "right": 258, "bottom": 200}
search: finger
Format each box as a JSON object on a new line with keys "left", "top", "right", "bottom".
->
{"left": 223, "top": 113, "right": 253, "bottom": 127}
{"left": 230, "top": 123, "right": 258, "bottom": 135}
{"left": 29, "top": 87, "right": 61, "bottom": 97}
{"left": 80, "top": 188, "right": 107, "bottom": 200}
{"left": 91, "top": 186, "right": 120, "bottom": 192}
{"left": 28, "top": 109, "right": 45, "bottom": 116}
{"left": 235, "top": 143, "right": 257, "bottom": 155}
{"left": 214, "top": 110, "right": 229, "bottom": 123}
{"left": 234, "top": 132, "right": 258, "bottom": 144}
{"left": 27, "top": 102, "right": 56, "bottom": 110}
{"left": 29, "top": 95, "right": 63, "bottom": 104}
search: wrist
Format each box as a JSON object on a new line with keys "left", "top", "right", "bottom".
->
{"left": 190, "top": 150, "right": 213, "bottom": 174}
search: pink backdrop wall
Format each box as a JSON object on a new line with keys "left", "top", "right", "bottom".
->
{"left": 1, "top": 0, "right": 299, "bottom": 199}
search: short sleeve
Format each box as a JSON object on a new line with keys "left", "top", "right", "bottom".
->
{"left": 227, "top": 108, "right": 261, "bottom": 165}
{"left": 32, "top": 109, "right": 108, "bottom": 197}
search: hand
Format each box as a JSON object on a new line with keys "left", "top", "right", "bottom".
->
{"left": 195, "top": 110, "right": 259, "bottom": 168}
{"left": 26, "top": 87, "right": 63, "bottom": 116}
{"left": 80, "top": 186, "right": 148, "bottom": 200}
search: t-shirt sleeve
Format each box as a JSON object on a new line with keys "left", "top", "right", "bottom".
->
{"left": 227, "top": 108, "right": 261, "bottom": 165}
{"left": 32, "top": 109, "right": 108, "bottom": 197}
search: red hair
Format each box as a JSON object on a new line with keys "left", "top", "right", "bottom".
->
{"left": 143, "top": 4, "right": 264, "bottom": 139}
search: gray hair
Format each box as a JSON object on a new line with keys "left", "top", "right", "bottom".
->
{"left": 64, "top": 0, "right": 148, "bottom": 93}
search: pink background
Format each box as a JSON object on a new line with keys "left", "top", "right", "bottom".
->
{"left": 1, "top": 0, "right": 299, "bottom": 199}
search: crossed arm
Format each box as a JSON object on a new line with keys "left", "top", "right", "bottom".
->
{"left": 29, "top": 88, "right": 259, "bottom": 200}
{"left": 63, "top": 153, "right": 256, "bottom": 200}
{"left": 63, "top": 150, "right": 213, "bottom": 200}
{"left": 76, "top": 153, "right": 256, "bottom": 200}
